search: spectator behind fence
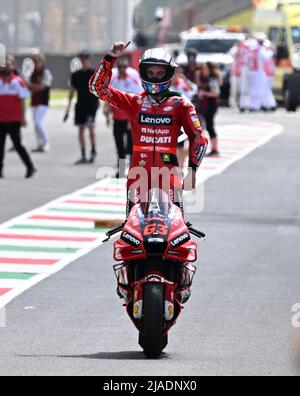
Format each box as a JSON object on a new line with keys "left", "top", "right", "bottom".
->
{"left": 64, "top": 49, "right": 100, "bottom": 165}
{"left": 26, "top": 53, "right": 53, "bottom": 153}
{"left": 0, "top": 55, "right": 36, "bottom": 178}
{"left": 196, "top": 62, "right": 222, "bottom": 157}
{"left": 103, "top": 57, "right": 143, "bottom": 177}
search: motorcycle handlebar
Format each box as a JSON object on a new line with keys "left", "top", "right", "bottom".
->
{"left": 103, "top": 222, "right": 126, "bottom": 242}
{"left": 186, "top": 222, "right": 206, "bottom": 239}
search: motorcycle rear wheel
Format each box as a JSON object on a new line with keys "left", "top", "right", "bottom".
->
{"left": 141, "top": 283, "right": 164, "bottom": 358}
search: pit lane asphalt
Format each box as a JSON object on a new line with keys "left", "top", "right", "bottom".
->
{"left": 0, "top": 108, "right": 299, "bottom": 376}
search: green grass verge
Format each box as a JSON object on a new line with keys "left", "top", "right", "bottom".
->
{"left": 215, "top": 7, "right": 255, "bottom": 30}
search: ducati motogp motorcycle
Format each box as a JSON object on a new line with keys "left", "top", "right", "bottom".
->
{"left": 104, "top": 188, "right": 205, "bottom": 358}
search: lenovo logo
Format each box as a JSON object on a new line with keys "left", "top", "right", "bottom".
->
{"left": 121, "top": 232, "right": 141, "bottom": 247}
{"left": 139, "top": 113, "right": 173, "bottom": 126}
{"left": 170, "top": 233, "right": 190, "bottom": 248}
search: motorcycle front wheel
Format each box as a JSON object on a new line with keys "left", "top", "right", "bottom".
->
{"left": 140, "top": 283, "right": 164, "bottom": 358}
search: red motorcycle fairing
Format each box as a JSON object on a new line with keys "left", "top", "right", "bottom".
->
{"left": 113, "top": 203, "right": 198, "bottom": 263}
{"left": 114, "top": 205, "right": 147, "bottom": 262}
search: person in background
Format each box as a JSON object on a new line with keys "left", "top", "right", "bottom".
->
{"left": 0, "top": 55, "right": 36, "bottom": 178}
{"left": 7, "top": 54, "right": 20, "bottom": 76}
{"left": 103, "top": 56, "right": 143, "bottom": 177}
{"left": 198, "top": 62, "right": 222, "bottom": 156}
{"left": 171, "top": 65, "right": 198, "bottom": 169}
{"left": 26, "top": 53, "right": 53, "bottom": 152}
{"left": 239, "top": 39, "right": 253, "bottom": 112}
{"left": 247, "top": 36, "right": 266, "bottom": 112}
{"left": 229, "top": 41, "right": 245, "bottom": 108}
{"left": 6, "top": 55, "right": 21, "bottom": 153}
{"left": 64, "top": 49, "right": 99, "bottom": 165}
{"left": 171, "top": 65, "right": 198, "bottom": 99}
{"left": 183, "top": 48, "right": 202, "bottom": 85}
{"left": 239, "top": 36, "right": 276, "bottom": 112}
{"left": 172, "top": 49, "right": 179, "bottom": 59}
{"left": 262, "top": 40, "right": 277, "bottom": 111}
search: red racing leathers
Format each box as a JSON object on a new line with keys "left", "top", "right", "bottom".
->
{"left": 89, "top": 55, "right": 208, "bottom": 211}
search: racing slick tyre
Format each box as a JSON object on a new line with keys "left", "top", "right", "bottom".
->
{"left": 141, "top": 283, "right": 165, "bottom": 358}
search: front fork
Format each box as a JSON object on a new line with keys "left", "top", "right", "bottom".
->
{"left": 132, "top": 276, "right": 175, "bottom": 322}
{"left": 114, "top": 261, "right": 196, "bottom": 322}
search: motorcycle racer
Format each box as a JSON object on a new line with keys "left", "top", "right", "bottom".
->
{"left": 89, "top": 42, "right": 208, "bottom": 213}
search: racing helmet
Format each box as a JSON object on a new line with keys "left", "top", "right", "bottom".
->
{"left": 139, "top": 48, "right": 177, "bottom": 95}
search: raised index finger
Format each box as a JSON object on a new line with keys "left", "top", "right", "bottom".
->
{"left": 124, "top": 41, "right": 131, "bottom": 50}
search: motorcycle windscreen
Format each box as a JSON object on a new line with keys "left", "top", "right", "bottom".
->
{"left": 142, "top": 188, "right": 171, "bottom": 219}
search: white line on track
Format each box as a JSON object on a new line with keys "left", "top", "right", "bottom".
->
{"left": 0, "top": 239, "right": 94, "bottom": 249}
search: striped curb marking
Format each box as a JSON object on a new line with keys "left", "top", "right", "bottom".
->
{"left": 0, "top": 178, "right": 126, "bottom": 308}
{"left": 0, "top": 122, "right": 283, "bottom": 309}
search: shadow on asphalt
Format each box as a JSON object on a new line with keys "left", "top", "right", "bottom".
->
{"left": 16, "top": 351, "right": 169, "bottom": 360}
